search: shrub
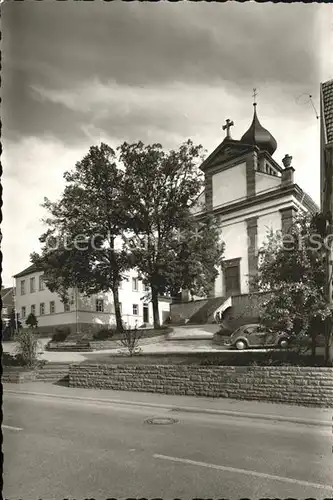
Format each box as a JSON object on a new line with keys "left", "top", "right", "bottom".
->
{"left": 14, "top": 328, "right": 41, "bottom": 367}
{"left": 25, "top": 312, "right": 38, "bottom": 329}
{"left": 51, "top": 327, "right": 71, "bottom": 342}
{"left": 92, "top": 328, "right": 116, "bottom": 341}
{"left": 118, "top": 327, "right": 143, "bottom": 356}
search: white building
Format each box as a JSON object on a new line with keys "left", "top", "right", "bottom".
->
{"left": 13, "top": 264, "right": 171, "bottom": 335}
{"left": 174, "top": 102, "right": 319, "bottom": 322}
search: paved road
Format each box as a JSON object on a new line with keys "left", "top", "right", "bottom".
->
{"left": 3, "top": 392, "right": 333, "bottom": 499}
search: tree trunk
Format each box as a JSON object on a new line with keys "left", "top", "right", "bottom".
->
{"left": 151, "top": 286, "right": 160, "bottom": 329}
{"left": 112, "top": 285, "right": 124, "bottom": 333}
{"left": 324, "top": 325, "right": 333, "bottom": 366}
{"left": 310, "top": 332, "right": 317, "bottom": 359}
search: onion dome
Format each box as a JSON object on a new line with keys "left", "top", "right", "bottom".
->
{"left": 240, "top": 104, "right": 277, "bottom": 155}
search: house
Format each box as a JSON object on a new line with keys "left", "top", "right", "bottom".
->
{"left": 1, "top": 286, "right": 15, "bottom": 328}
{"left": 171, "top": 99, "right": 319, "bottom": 324}
{"left": 320, "top": 78, "right": 333, "bottom": 210}
{"left": 13, "top": 264, "right": 171, "bottom": 335}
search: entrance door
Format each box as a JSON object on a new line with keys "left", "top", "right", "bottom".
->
{"left": 143, "top": 304, "right": 149, "bottom": 323}
{"left": 224, "top": 258, "right": 241, "bottom": 296}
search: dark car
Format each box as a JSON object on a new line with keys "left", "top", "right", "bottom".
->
{"left": 225, "top": 323, "right": 290, "bottom": 350}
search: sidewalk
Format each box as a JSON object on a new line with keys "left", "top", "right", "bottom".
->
{"left": 3, "top": 381, "right": 332, "bottom": 427}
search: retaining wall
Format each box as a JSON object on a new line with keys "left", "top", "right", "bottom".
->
{"left": 69, "top": 364, "right": 333, "bottom": 407}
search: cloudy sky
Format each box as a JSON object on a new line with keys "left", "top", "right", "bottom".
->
{"left": 2, "top": 1, "right": 333, "bottom": 286}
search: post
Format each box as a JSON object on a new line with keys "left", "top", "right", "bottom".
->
{"left": 75, "top": 286, "right": 79, "bottom": 334}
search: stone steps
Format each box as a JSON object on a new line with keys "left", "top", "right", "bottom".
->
{"left": 35, "top": 363, "right": 71, "bottom": 383}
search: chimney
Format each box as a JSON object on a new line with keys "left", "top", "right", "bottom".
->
{"left": 281, "top": 154, "right": 295, "bottom": 186}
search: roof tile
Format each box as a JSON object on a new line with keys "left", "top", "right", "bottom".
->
{"left": 322, "top": 79, "right": 333, "bottom": 144}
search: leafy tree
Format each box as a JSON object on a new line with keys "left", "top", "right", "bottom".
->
{"left": 14, "top": 328, "right": 41, "bottom": 367}
{"left": 167, "top": 213, "right": 224, "bottom": 299}
{"left": 25, "top": 312, "right": 38, "bottom": 329}
{"left": 119, "top": 140, "right": 222, "bottom": 327}
{"left": 254, "top": 212, "right": 333, "bottom": 365}
{"left": 31, "top": 143, "right": 131, "bottom": 333}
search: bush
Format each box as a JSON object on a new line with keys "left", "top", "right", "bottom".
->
{"left": 14, "top": 328, "right": 41, "bottom": 368}
{"left": 51, "top": 327, "right": 71, "bottom": 342}
{"left": 118, "top": 327, "right": 143, "bottom": 356}
{"left": 92, "top": 328, "right": 116, "bottom": 341}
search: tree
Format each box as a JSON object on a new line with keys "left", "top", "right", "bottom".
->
{"left": 31, "top": 143, "right": 131, "bottom": 333}
{"left": 14, "top": 328, "right": 41, "bottom": 367}
{"left": 119, "top": 140, "right": 221, "bottom": 327}
{"left": 166, "top": 213, "right": 224, "bottom": 299}
{"left": 25, "top": 312, "right": 38, "bottom": 329}
{"left": 254, "top": 212, "right": 333, "bottom": 365}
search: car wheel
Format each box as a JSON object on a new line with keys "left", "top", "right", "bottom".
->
{"left": 235, "top": 340, "right": 247, "bottom": 350}
{"left": 278, "top": 338, "right": 289, "bottom": 349}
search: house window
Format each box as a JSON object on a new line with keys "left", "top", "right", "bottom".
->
{"left": 2, "top": 307, "right": 8, "bottom": 315}
{"left": 20, "top": 280, "right": 25, "bottom": 295}
{"left": 133, "top": 304, "right": 139, "bottom": 316}
{"left": 64, "top": 302, "right": 70, "bottom": 312}
{"left": 30, "top": 277, "right": 36, "bottom": 293}
{"left": 21, "top": 306, "right": 26, "bottom": 319}
{"left": 224, "top": 259, "right": 241, "bottom": 296}
{"left": 132, "top": 278, "right": 139, "bottom": 291}
{"left": 31, "top": 304, "right": 36, "bottom": 315}
{"left": 39, "top": 276, "right": 45, "bottom": 291}
{"left": 144, "top": 284, "right": 150, "bottom": 292}
{"left": 40, "top": 303, "right": 45, "bottom": 315}
{"left": 50, "top": 301, "right": 55, "bottom": 314}
{"left": 96, "top": 299, "right": 104, "bottom": 312}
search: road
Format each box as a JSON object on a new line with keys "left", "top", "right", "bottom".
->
{"left": 3, "top": 392, "right": 333, "bottom": 500}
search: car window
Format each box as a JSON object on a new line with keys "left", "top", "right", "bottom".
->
{"left": 245, "top": 326, "right": 257, "bottom": 335}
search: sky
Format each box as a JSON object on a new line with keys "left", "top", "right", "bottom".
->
{"left": 2, "top": 0, "right": 333, "bottom": 286}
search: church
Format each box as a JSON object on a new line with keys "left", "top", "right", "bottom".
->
{"left": 172, "top": 95, "right": 319, "bottom": 324}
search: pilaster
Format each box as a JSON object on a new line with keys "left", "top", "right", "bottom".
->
{"left": 280, "top": 207, "right": 298, "bottom": 234}
{"left": 246, "top": 216, "right": 258, "bottom": 292}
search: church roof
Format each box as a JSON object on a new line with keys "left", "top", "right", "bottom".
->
{"left": 240, "top": 104, "right": 277, "bottom": 156}
{"left": 321, "top": 79, "right": 333, "bottom": 144}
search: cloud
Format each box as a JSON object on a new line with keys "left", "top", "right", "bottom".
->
{"left": 1, "top": 1, "right": 332, "bottom": 284}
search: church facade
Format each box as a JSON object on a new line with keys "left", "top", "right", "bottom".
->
{"left": 180, "top": 100, "right": 318, "bottom": 315}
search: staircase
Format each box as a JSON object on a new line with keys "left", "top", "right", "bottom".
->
{"left": 188, "top": 297, "right": 228, "bottom": 324}
{"left": 36, "top": 362, "right": 71, "bottom": 384}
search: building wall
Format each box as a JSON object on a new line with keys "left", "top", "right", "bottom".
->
{"left": 14, "top": 269, "right": 171, "bottom": 331}
{"left": 256, "top": 211, "right": 282, "bottom": 250}
{"left": 255, "top": 171, "right": 281, "bottom": 195}
{"left": 212, "top": 162, "right": 247, "bottom": 208}
{"left": 216, "top": 219, "right": 249, "bottom": 295}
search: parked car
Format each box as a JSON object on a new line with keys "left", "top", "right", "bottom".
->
{"left": 224, "top": 324, "right": 290, "bottom": 350}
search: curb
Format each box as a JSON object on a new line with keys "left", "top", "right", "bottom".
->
{"left": 4, "top": 389, "right": 332, "bottom": 428}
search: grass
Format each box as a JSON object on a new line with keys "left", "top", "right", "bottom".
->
{"left": 91, "top": 326, "right": 172, "bottom": 342}
{"left": 80, "top": 348, "right": 327, "bottom": 367}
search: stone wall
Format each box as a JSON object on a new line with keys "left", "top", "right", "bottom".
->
{"left": 2, "top": 370, "right": 37, "bottom": 383}
{"left": 69, "top": 364, "right": 333, "bottom": 408}
{"left": 170, "top": 299, "right": 209, "bottom": 323}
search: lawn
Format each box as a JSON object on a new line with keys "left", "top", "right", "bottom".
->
{"left": 108, "top": 326, "right": 172, "bottom": 341}
{"left": 80, "top": 349, "right": 326, "bottom": 367}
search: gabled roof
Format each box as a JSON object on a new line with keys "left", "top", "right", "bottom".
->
{"left": 1, "top": 287, "right": 14, "bottom": 299}
{"left": 321, "top": 78, "right": 333, "bottom": 145}
{"left": 13, "top": 263, "right": 42, "bottom": 279}
{"left": 200, "top": 138, "right": 253, "bottom": 172}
